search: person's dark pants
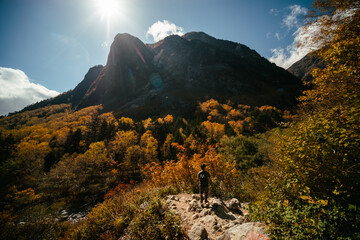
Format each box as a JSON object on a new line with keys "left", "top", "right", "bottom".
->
{"left": 199, "top": 185, "right": 209, "bottom": 203}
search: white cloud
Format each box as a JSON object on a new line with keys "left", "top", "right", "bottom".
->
{"left": 101, "top": 41, "right": 109, "bottom": 48}
{"left": 268, "top": 22, "right": 322, "bottom": 69}
{"left": 282, "top": 5, "right": 307, "bottom": 30}
{"left": 146, "top": 20, "right": 185, "bottom": 42}
{"left": 267, "top": 4, "right": 316, "bottom": 69}
{"left": 0, "top": 67, "right": 59, "bottom": 116}
{"left": 269, "top": 8, "right": 280, "bottom": 16}
{"left": 275, "top": 32, "right": 281, "bottom": 40}
{"left": 268, "top": 5, "right": 357, "bottom": 69}
{"left": 268, "top": 46, "right": 305, "bottom": 69}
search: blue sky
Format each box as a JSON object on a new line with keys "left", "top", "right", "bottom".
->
{"left": 0, "top": 0, "right": 314, "bottom": 115}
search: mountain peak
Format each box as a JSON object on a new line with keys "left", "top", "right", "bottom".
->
{"left": 183, "top": 31, "right": 260, "bottom": 58}
{"left": 107, "top": 33, "right": 152, "bottom": 67}
{"left": 22, "top": 31, "right": 302, "bottom": 118}
{"left": 183, "top": 31, "right": 215, "bottom": 41}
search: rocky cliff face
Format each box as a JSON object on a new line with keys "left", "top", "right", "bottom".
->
{"left": 287, "top": 50, "right": 325, "bottom": 82}
{"left": 23, "top": 32, "right": 303, "bottom": 118}
{"left": 80, "top": 33, "right": 157, "bottom": 110}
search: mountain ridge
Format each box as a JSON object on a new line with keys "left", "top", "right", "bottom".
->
{"left": 287, "top": 50, "right": 325, "bottom": 81}
{"left": 20, "top": 32, "right": 303, "bottom": 118}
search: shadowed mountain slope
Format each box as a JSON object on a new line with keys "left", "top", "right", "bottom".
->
{"left": 287, "top": 50, "right": 325, "bottom": 82}
{"left": 21, "top": 32, "right": 303, "bottom": 118}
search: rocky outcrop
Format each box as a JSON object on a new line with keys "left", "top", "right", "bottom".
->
{"left": 81, "top": 33, "right": 158, "bottom": 110}
{"left": 189, "top": 222, "right": 209, "bottom": 240}
{"left": 287, "top": 50, "right": 325, "bottom": 82}
{"left": 218, "top": 222, "right": 269, "bottom": 240}
{"left": 166, "top": 194, "right": 269, "bottom": 240}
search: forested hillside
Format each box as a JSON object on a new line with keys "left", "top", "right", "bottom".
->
{"left": 0, "top": 99, "right": 290, "bottom": 239}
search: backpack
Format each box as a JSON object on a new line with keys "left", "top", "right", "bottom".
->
{"left": 198, "top": 170, "right": 209, "bottom": 186}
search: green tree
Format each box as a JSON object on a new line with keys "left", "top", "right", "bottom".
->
{"left": 251, "top": 1, "right": 360, "bottom": 239}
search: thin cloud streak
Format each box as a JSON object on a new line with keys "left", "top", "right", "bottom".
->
{"left": 282, "top": 5, "right": 308, "bottom": 31}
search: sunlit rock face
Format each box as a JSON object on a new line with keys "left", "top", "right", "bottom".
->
{"left": 24, "top": 32, "right": 303, "bottom": 118}
{"left": 81, "top": 33, "right": 159, "bottom": 110}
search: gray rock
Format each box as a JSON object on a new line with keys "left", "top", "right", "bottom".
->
{"left": 139, "top": 201, "right": 150, "bottom": 210}
{"left": 214, "top": 224, "right": 220, "bottom": 231}
{"left": 200, "top": 215, "right": 217, "bottom": 226}
{"left": 69, "top": 212, "right": 86, "bottom": 223}
{"left": 119, "top": 234, "right": 131, "bottom": 240}
{"left": 188, "top": 222, "right": 208, "bottom": 240}
{"left": 188, "top": 199, "right": 201, "bottom": 212}
{"left": 192, "top": 194, "right": 200, "bottom": 200}
{"left": 225, "top": 198, "right": 241, "bottom": 212}
{"left": 217, "top": 222, "right": 269, "bottom": 240}
{"left": 211, "top": 202, "right": 235, "bottom": 220}
{"left": 211, "top": 198, "right": 224, "bottom": 206}
{"left": 192, "top": 213, "right": 200, "bottom": 220}
{"left": 60, "top": 210, "right": 69, "bottom": 221}
{"left": 200, "top": 208, "right": 211, "bottom": 217}
{"left": 60, "top": 210, "right": 68, "bottom": 216}
{"left": 168, "top": 195, "right": 176, "bottom": 200}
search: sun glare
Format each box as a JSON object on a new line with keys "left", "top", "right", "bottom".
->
{"left": 96, "top": 0, "right": 119, "bottom": 20}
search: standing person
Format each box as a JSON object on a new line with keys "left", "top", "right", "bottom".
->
{"left": 198, "top": 164, "right": 210, "bottom": 205}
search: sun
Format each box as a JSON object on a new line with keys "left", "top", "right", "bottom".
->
{"left": 95, "top": 0, "right": 119, "bottom": 20}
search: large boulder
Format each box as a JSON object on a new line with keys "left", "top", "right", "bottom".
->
{"left": 225, "top": 198, "right": 241, "bottom": 212}
{"left": 188, "top": 222, "right": 208, "bottom": 240}
{"left": 218, "top": 222, "right": 269, "bottom": 240}
{"left": 187, "top": 199, "right": 201, "bottom": 212}
{"left": 211, "top": 200, "right": 235, "bottom": 220}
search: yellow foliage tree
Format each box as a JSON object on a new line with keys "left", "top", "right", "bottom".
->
{"left": 140, "top": 130, "right": 159, "bottom": 164}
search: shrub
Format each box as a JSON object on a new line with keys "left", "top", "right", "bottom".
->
{"left": 67, "top": 186, "right": 184, "bottom": 240}
{"left": 129, "top": 198, "right": 183, "bottom": 240}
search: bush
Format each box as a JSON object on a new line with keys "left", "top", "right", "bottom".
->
{"left": 0, "top": 220, "right": 70, "bottom": 240}
{"left": 250, "top": 196, "right": 360, "bottom": 239}
{"left": 219, "top": 135, "right": 268, "bottom": 172}
{"left": 67, "top": 186, "right": 184, "bottom": 240}
{"left": 129, "top": 198, "right": 183, "bottom": 240}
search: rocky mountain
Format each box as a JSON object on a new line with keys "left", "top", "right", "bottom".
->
{"left": 287, "top": 50, "right": 325, "bottom": 82}
{"left": 23, "top": 32, "right": 303, "bottom": 118}
{"left": 21, "top": 65, "right": 104, "bottom": 112}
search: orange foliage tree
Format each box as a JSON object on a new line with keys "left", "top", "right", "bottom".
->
{"left": 143, "top": 135, "right": 242, "bottom": 198}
